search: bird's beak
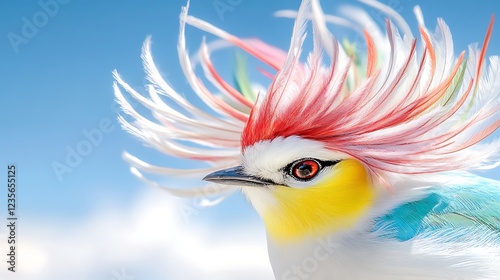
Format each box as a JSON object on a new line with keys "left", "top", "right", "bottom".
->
{"left": 203, "top": 166, "right": 273, "bottom": 187}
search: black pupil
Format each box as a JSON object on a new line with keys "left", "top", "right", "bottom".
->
{"left": 297, "top": 163, "right": 313, "bottom": 178}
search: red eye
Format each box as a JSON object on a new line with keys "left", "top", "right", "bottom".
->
{"left": 291, "top": 159, "right": 320, "bottom": 180}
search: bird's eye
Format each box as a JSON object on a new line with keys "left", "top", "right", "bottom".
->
{"left": 290, "top": 159, "right": 321, "bottom": 181}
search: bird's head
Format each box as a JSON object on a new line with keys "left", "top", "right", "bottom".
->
{"left": 199, "top": 0, "right": 498, "bottom": 243}
{"left": 116, "top": 0, "right": 500, "bottom": 246}
{"left": 204, "top": 136, "right": 376, "bottom": 243}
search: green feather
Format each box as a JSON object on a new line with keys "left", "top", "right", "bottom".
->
{"left": 233, "top": 53, "right": 256, "bottom": 101}
{"left": 441, "top": 59, "right": 467, "bottom": 106}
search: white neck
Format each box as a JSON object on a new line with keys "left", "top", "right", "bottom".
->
{"left": 267, "top": 224, "right": 499, "bottom": 280}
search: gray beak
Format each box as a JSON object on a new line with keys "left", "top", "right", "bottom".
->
{"left": 203, "top": 166, "right": 273, "bottom": 187}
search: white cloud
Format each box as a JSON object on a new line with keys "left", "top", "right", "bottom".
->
{"left": 0, "top": 188, "right": 274, "bottom": 280}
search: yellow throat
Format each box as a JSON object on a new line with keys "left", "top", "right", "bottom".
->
{"left": 263, "top": 159, "right": 375, "bottom": 243}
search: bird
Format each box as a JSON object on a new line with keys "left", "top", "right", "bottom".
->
{"left": 113, "top": 0, "right": 500, "bottom": 279}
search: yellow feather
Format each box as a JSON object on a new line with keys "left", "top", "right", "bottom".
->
{"left": 263, "top": 159, "right": 375, "bottom": 243}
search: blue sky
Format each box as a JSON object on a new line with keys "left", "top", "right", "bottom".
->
{"left": 1, "top": 0, "right": 500, "bottom": 279}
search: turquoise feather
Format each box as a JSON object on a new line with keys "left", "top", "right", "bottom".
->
{"left": 374, "top": 174, "right": 500, "bottom": 242}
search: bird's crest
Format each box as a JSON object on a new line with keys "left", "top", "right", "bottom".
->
{"left": 115, "top": 0, "right": 500, "bottom": 193}
{"left": 242, "top": 2, "right": 500, "bottom": 186}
